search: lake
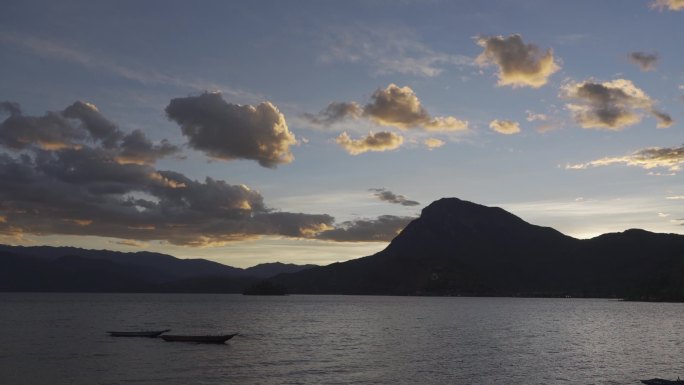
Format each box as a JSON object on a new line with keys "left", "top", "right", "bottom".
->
{"left": 0, "top": 294, "right": 682, "bottom": 384}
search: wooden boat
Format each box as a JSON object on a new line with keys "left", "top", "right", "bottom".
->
{"left": 642, "top": 379, "right": 684, "bottom": 385}
{"left": 107, "top": 329, "right": 170, "bottom": 337}
{"left": 161, "top": 333, "right": 238, "bottom": 344}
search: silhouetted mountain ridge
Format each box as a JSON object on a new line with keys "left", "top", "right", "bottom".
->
{"left": 274, "top": 198, "right": 684, "bottom": 300}
{"left": 3, "top": 197, "right": 684, "bottom": 299}
{"left": 0, "top": 245, "right": 316, "bottom": 293}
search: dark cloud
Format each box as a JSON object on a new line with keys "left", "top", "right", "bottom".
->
{"left": 165, "top": 92, "right": 296, "bottom": 168}
{"left": 304, "top": 84, "right": 468, "bottom": 132}
{"left": 0, "top": 101, "right": 178, "bottom": 161}
{"left": 62, "top": 101, "right": 122, "bottom": 147}
{"left": 0, "top": 101, "right": 406, "bottom": 245}
{"left": 476, "top": 34, "right": 560, "bottom": 88}
{"left": 316, "top": 215, "right": 415, "bottom": 242}
{"left": 0, "top": 145, "right": 335, "bottom": 246}
{"left": 567, "top": 145, "right": 684, "bottom": 172}
{"left": 629, "top": 52, "right": 658, "bottom": 71}
{"left": 0, "top": 102, "right": 85, "bottom": 150}
{"left": 303, "top": 102, "right": 362, "bottom": 126}
{"left": 561, "top": 79, "right": 673, "bottom": 130}
{"left": 0, "top": 101, "right": 21, "bottom": 116}
{"left": 336, "top": 131, "right": 404, "bottom": 155}
{"left": 370, "top": 188, "right": 419, "bottom": 206}
{"left": 118, "top": 130, "right": 180, "bottom": 165}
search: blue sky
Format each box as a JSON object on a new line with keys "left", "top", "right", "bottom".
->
{"left": 1, "top": 0, "right": 683, "bottom": 267}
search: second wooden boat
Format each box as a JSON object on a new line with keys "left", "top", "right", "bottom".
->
{"left": 160, "top": 333, "right": 238, "bottom": 343}
{"left": 107, "top": 329, "right": 170, "bottom": 337}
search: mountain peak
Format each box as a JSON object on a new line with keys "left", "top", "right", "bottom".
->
{"left": 382, "top": 197, "right": 570, "bottom": 259}
{"left": 417, "top": 197, "right": 529, "bottom": 231}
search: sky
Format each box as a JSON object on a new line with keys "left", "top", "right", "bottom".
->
{"left": 1, "top": 0, "right": 683, "bottom": 267}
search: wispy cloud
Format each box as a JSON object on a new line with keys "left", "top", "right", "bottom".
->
{"left": 566, "top": 145, "right": 684, "bottom": 172}
{"left": 369, "top": 188, "right": 419, "bottom": 206}
{"left": 651, "top": 0, "right": 684, "bottom": 11}
{"left": 0, "top": 32, "right": 259, "bottom": 100}
{"left": 318, "top": 24, "right": 473, "bottom": 77}
{"left": 498, "top": 196, "right": 683, "bottom": 238}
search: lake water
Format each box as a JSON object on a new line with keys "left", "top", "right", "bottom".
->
{"left": 0, "top": 294, "right": 683, "bottom": 384}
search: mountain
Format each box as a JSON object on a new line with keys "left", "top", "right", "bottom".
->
{"left": 0, "top": 245, "right": 316, "bottom": 292}
{"left": 0, "top": 245, "right": 243, "bottom": 280}
{"left": 274, "top": 198, "right": 684, "bottom": 300}
{"left": 3, "top": 197, "right": 684, "bottom": 299}
{"left": 244, "top": 262, "right": 317, "bottom": 278}
{"left": 0, "top": 253, "right": 152, "bottom": 292}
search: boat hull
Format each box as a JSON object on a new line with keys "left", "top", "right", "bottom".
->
{"left": 161, "top": 333, "right": 238, "bottom": 343}
{"left": 642, "top": 379, "right": 684, "bottom": 385}
{"left": 107, "top": 329, "right": 170, "bottom": 337}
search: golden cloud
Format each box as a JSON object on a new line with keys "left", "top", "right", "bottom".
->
{"left": 566, "top": 145, "right": 684, "bottom": 172}
{"left": 364, "top": 84, "right": 468, "bottom": 131}
{"left": 424, "top": 138, "right": 445, "bottom": 149}
{"left": 489, "top": 119, "right": 521, "bottom": 135}
{"left": 335, "top": 131, "right": 404, "bottom": 155}
{"left": 305, "top": 84, "right": 468, "bottom": 132}
{"left": 651, "top": 0, "right": 684, "bottom": 10}
{"left": 476, "top": 34, "right": 560, "bottom": 88}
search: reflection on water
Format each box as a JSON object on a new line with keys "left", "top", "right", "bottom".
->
{"left": 0, "top": 294, "right": 683, "bottom": 384}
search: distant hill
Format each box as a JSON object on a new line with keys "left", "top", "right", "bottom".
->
{"left": 0, "top": 245, "right": 316, "bottom": 293}
{"left": 274, "top": 197, "right": 684, "bottom": 301}
{"left": 244, "top": 262, "right": 317, "bottom": 278}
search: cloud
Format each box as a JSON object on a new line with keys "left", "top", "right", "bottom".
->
{"left": 0, "top": 101, "right": 178, "bottom": 163}
{"left": 629, "top": 52, "right": 659, "bottom": 71}
{"left": 363, "top": 84, "right": 468, "bottom": 131}
{"left": 318, "top": 25, "right": 473, "bottom": 77}
{"left": 308, "top": 84, "right": 468, "bottom": 132}
{"left": 62, "top": 101, "right": 122, "bottom": 147}
{"left": 666, "top": 195, "right": 684, "bottom": 200}
{"left": 566, "top": 145, "right": 684, "bottom": 172}
{"left": 0, "top": 102, "right": 343, "bottom": 246}
{"left": 651, "top": 0, "right": 684, "bottom": 11}
{"left": 489, "top": 119, "right": 521, "bottom": 135}
{"left": 117, "top": 130, "right": 180, "bottom": 165}
{"left": 370, "top": 188, "right": 420, "bottom": 206}
{"left": 113, "top": 239, "right": 148, "bottom": 247}
{"left": 0, "top": 33, "right": 259, "bottom": 100}
{"left": 165, "top": 92, "right": 296, "bottom": 168}
{"left": 302, "top": 102, "right": 362, "bottom": 126}
{"left": 336, "top": 131, "right": 404, "bottom": 155}
{"left": 526, "top": 111, "right": 548, "bottom": 122}
{"left": 476, "top": 34, "right": 560, "bottom": 88}
{"left": 561, "top": 79, "right": 673, "bottom": 130}
{"left": 0, "top": 102, "right": 418, "bottom": 246}
{"left": 424, "top": 138, "right": 445, "bottom": 149}
{"left": 316, "top": 215, "right": 415, "bottom": 242}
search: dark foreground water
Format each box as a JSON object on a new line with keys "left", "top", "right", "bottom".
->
{"left": 0, "top": 294, "right": 683, "bottom": 385}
